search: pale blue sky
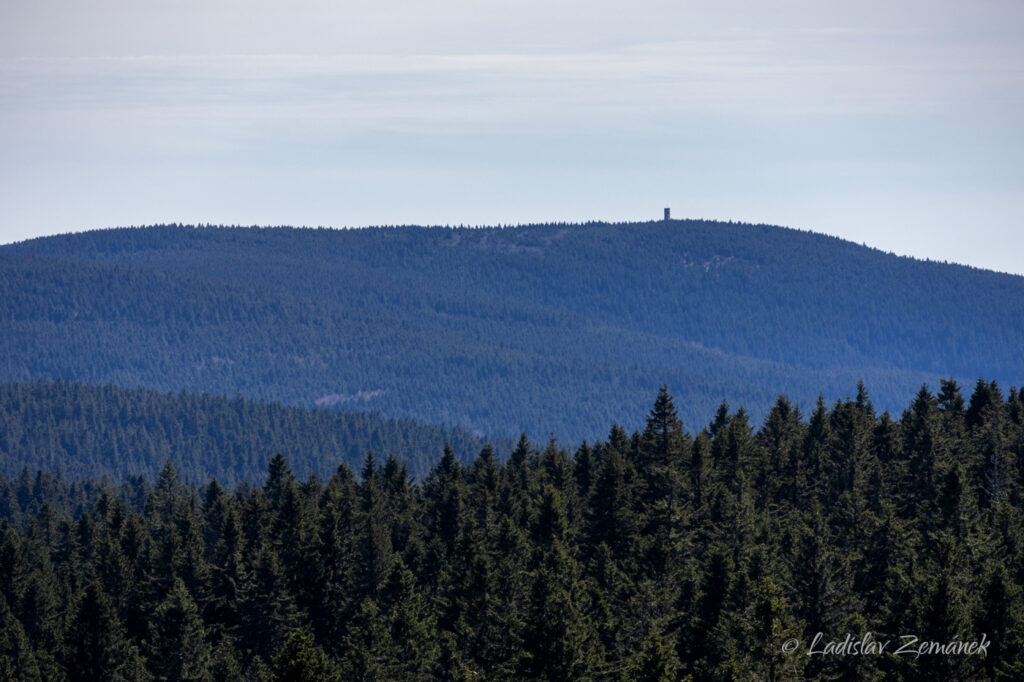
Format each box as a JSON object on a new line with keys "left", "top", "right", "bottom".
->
{"left": 2, "top": 0, "right": 1023, "bottom": 273}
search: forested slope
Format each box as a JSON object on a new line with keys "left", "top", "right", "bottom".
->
{"left": 0, "top": 381, "right": 509, "bottom": 483}
{"left": 1, "top": 381, "right": 1022, "bottom": 680}
{"left": 2, "top": 220, "right": 1023, "bottom": 440}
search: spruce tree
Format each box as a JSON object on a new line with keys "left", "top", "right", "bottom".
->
{"left": 64, "top": 579, "right": 139, "bottom": 682}
{"left": 271, "top": 628, "right": 340, "bottom": 682}
{"left": 0, "top": 595, "right": 42, "bottom": 682}
{"left": 627, "top": 629, "right": 681, "bottom": 682}
{"left": 586, "top": 445, "right": 639, "bottom": 567}
{"left": 148, "top": 577, "right": 213, "bottom": 681}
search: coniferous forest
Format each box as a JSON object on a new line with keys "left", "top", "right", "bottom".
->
{"left": 0, "top": 380, "right": 510, "bottom": 483}
{"left": 6, "top": 0, "right": 1024, "bottom": 675}
{"left": 2, "top": 382, "right": 1023, "bottom": 681}
{"left": 5, "top": 222, "right": 1024, "bottom": 440}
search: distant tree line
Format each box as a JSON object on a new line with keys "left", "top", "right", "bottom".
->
{"left": 4, "top": 222, "right": 1023, "bottom": 440}
{"left": 0, "top": 380, "right": 508, "bottom": 483}
{"left": 2, "top": 380, "right": 1023, "bottom": 680}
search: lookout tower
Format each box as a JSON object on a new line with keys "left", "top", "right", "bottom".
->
{"left": 664, "top": 207, "right": 671, "bottom": 221}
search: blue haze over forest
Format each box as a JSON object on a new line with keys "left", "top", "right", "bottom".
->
{"left": 2, "top": 219, "right": 1022, "bottom": 444}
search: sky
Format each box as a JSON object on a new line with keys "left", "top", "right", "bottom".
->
{"left": 2, "top": 1, "right": 1023, "bottom": 274}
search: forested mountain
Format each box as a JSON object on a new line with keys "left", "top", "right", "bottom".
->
{"left": 1, "top": 382, "right": 1022, "bottom": 680}
{"left": 3, "top": 220, "right": 1023, "bottom": 441}
{"left": 0, "top": 381, "right": 510, "bottom": 484}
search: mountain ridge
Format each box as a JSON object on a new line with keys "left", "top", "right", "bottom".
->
{"left": 0, "top": 379, "right": 511, "bottom": 483}
{"left": 2, "top": 219, "right": 1022, "bottom": 441}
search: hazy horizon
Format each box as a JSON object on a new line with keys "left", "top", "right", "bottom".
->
{"left": 3, "top": 1, "right": 1023, "bottom": 274}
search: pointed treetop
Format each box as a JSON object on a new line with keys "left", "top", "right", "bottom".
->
{"left": 156, "top": 459, "right": 179, "bottom": 491}
{"left": 709, "top": 401, "right": 730, "bottom": 437}
{"left": 938, "top": 378, "right": 965, "bottom": 414}
{"left": 855, "top": 380, "right": 872, "bottom": 409}
{"left": 264, "top": 453, "right": 295, "bottom": 507}
{"left": 967, "top": 379, "right": 1003, "bottom": 429}
{"left": 648, "top": 386, "right": 678, "bottom": 422}
{"left": 360, "top": 452, "right": 378, "bottom": 481}
{"left": 608, "top": 424, "right": 629, "bottom": 453}
{"left": 440, "top": 443, "right": 457, "bottom": 470}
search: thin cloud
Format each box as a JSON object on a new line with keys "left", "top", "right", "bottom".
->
{"left": 4, "top": 35, "right": 1021, "bottom": 131}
